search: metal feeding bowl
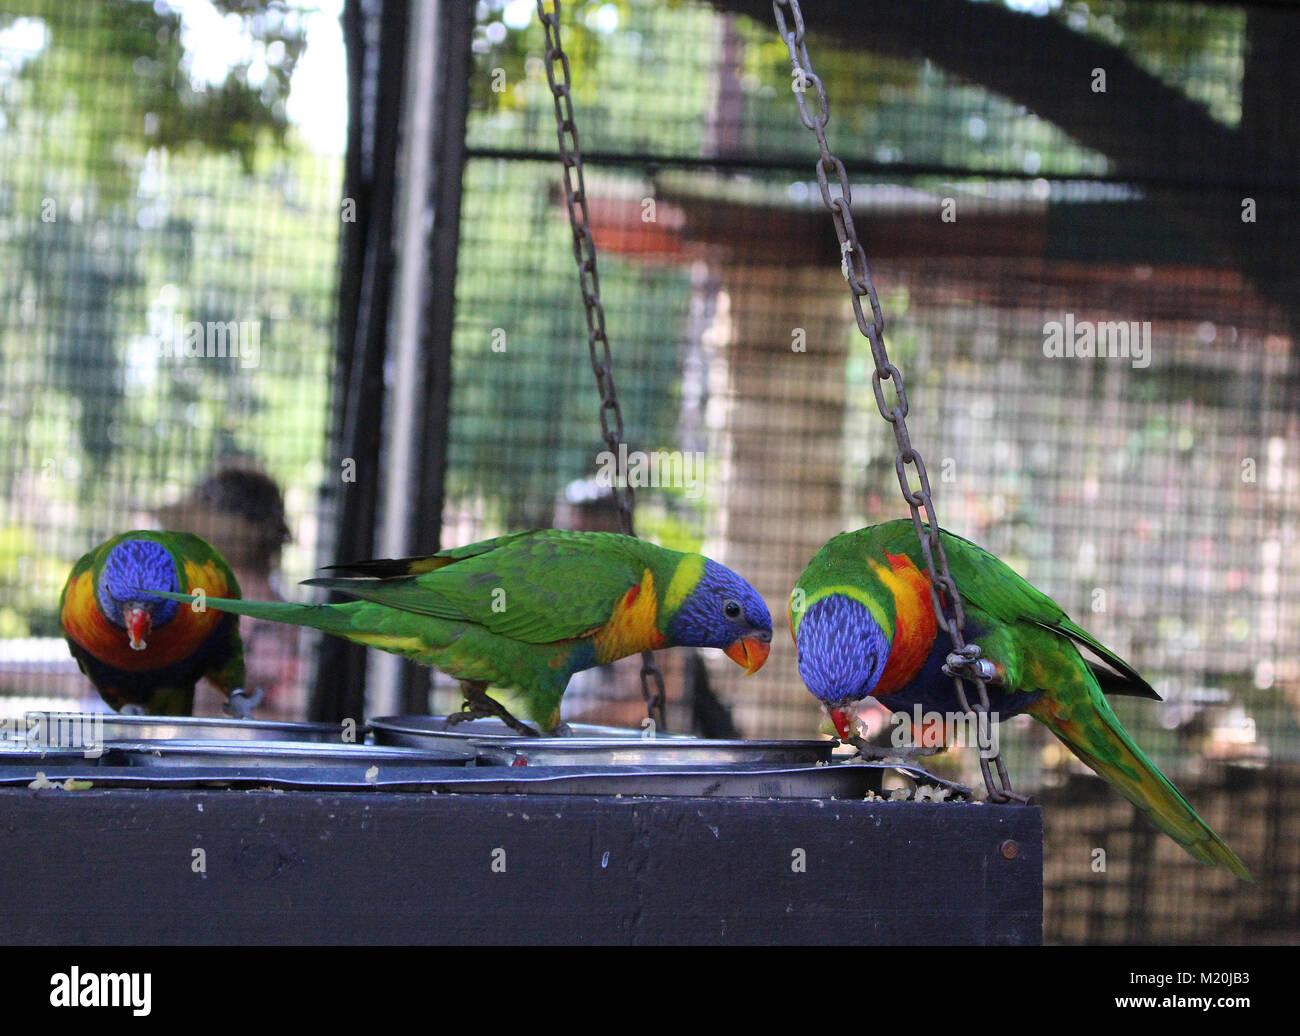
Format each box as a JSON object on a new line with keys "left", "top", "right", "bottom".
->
{"left": 0, "top": 744, "right": 100, "bottom": 765}
{"left": 99, "top": 739, "right": 470, "bottom": 770}
{"left": 407, "top": 762, "right": 884, "bottom": 798}
{"left": 0, "top": 738, "right": 475, "bottom": 792}
{"left": 0, "top": 710, "right": 962, "bottom": 800}
{"left": 23, "top": 711, "right": 356, "bottom": 744}
{"left": 370, "top": 715, "right": 836, "bottom": 769}
{"left": 475, "top": 737, "right": 836, "bottom": 768}
{"left": 368, "top": 714, "right": 690, "bottom": 750}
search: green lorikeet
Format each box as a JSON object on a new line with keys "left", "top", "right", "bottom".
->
{"left": 790, "top": 520, "right": 1252, "bottom": 880}
{"left": 149, "top": 529, "right": 773, "bottom": 734}
{"left": 60, "top": 530, "right": 248, "bottom": 716}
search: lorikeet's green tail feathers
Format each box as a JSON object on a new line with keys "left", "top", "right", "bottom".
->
{"left": 1028, "top": 675, "right": 1254, "bottom": 881}
{"left": 150, "top": 591, "right": 356, "bottom": 638}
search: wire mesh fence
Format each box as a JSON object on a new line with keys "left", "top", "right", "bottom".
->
{"left": 0, "top": 0, "right": 1296, "bottom": 942}
{"left": 0, "top": 0, "right": 342, "bottom": 720}
{"left": 448, "top": 0, "right": 1300, "bottom": 940}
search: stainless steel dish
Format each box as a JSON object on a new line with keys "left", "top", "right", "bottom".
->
{"left": 0, "top": 745, "right": 103, "bottom": 765}
{"left": 100, "top": 739, "right": 471, "bottom": 769}
{"left": 402, "top": 763, "right": 883, "bottom": 797}
{"left": 0, "top": 761, "right": 911, "bottom": 797}
{"left": 474, "top": 737, "right": 836, "bottom": 768}
{"left": 0, "top": 735, "right": 967, "bottom": 797}
{"left": 368, "top": 714, "right": 690, "bottom": 749}
{"left": 23, "top": 711, "right": 356, "bottom": 744}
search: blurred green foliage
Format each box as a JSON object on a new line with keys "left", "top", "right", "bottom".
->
{"left": 1047, "top": 1, "right": 1244, "bottom": 124}
{"left": 0, "top": 0, "right": 336, "bottom": 636}
{"left": 450, "top": 157, "right": 688, "bottom": 528}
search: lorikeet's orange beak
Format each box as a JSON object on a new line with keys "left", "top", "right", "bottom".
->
{"left": 725, "top": 634, "right": 771, "bottom": 674}
{"left": 123, "top": 605, "right": 151, "bottom": 651}
{"left": 828, "top": 705, "right": 858, "bottom": 742}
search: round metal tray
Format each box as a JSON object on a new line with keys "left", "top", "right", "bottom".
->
{"left": 408, "top": 762, "right": 883, "bottom": 798}
{"left": 0, "top": 745, "right": 102, "bottom": 765}
{"left": 474, "top": 737, "right": 835, "bottom": 768}
{"left": 100, "top": 739, "right": 471, "bottom": 769}
{"left": 0, "top": 760, "right": 912, "bottom": 797}
{"left": 23, "top": 711, "right": 356, "bottom": 744}
{"left": 368, "top": 714, "right": 690, "bottom": 749}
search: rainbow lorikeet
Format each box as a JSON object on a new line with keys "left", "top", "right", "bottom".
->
{"left": 149, "top": 529, "right": 773, "bottom": 734}
{"left": 790, "top": 520, "right": 1252, "bottom": 880}
{"left": 60, "top": 530, "right": 248, "bottom": 716}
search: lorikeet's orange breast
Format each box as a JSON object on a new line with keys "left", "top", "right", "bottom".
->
{"left": 871, "top": 551, "right": 938, "bottom": 696}
{"left": 592, "top": 569, "right": 666, "bottom": 665}
{"left": 61, "top": 559, "right": 234, "bottom": 672}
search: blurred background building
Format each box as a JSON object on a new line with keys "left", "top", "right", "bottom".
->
{"left": 0, "top": 0, "right": 1296, "bottom": 942}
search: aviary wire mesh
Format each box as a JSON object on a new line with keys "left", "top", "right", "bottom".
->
{"left": 0, "top": 0, "right": 341, "bottom": 721}
{"left": 0, "top": 0, "right": 1296, "bottom": 943}
{"left": 449, "top": 0, "right": 1299, "bottom": 941}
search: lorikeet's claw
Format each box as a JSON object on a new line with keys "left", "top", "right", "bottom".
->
{"left": 942, "top": 647, "right": 998, "bottom": 684}
{"left": 120, "top": 704, "right": 146, "bottom": 717}
{"left": 447, "top": 681, "right": 541, "bottom": 737}
{"left": 224, "top": 688, "right": 264, "bottom": 719}
{"left": 844, "top": 733, "right": 943, "bottom": 761}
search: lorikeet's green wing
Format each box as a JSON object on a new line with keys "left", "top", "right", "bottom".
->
{"left": 876, "top": 520, "right": 1158, "bottom": 700}
{"left": 321, "top": 530, "right": 538, "bottom": 578}
{"left": 304, "top": 529, "right": 665, "bottom": 644}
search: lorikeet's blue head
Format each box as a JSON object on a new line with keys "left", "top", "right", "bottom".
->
{"left": 795, "top": 594, "right": 889, "bottom": 739}
{"left": 95, "top": 539, "right": 181, "bottom": 651}
{"left": 669, "top": 558, "right": 772, "bottom": 674}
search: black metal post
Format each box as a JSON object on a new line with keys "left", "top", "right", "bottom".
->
{"left": 397, "top": 1, "right": 474, "bottom": 715}
{"left": 312, "top": 0, "right": 411, "bottom": 724}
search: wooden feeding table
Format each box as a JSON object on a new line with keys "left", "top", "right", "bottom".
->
{"left": 0, "top": 714, "right": 1042, "bottom": 944}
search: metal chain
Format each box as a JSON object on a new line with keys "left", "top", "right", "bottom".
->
{"left": 537, "top": 0, "right": 666, "bottom": 731}
{"left": 772, "top": 0, "right": 1023, "bottom": 803}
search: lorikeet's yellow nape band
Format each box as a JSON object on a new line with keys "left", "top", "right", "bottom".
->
{"left": 664, "top": 552, "right": 706, "bottom": 614}
{"left": 181, "top": 557, "right": 237, "bottom": 601}
{"left": 790, "top": 583, "right": 891, "bottom": 639}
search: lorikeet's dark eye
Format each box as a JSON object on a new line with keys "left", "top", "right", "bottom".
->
{"left": 723, "top": 598, "right": 743, "bottom": 621}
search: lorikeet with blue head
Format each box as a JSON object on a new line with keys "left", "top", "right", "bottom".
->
{"left": 791, "top": 519, "right": 1252, "bottom": 880}
{"left": 60, "top": 530, "right": 249, "bottom": 716}
{"left": 149, "top": 529, "right": 773, "bottom": 734}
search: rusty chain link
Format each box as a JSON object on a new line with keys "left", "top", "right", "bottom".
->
{"left": 537, "top": 0, "right": 666, "bottom": 731}
{"left": 772, "top": 0, "right": 1024, "bottom": 803}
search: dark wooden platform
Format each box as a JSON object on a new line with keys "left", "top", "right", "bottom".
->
{"left": 1, "top": 789, "right": 1042, "bottom": 944}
